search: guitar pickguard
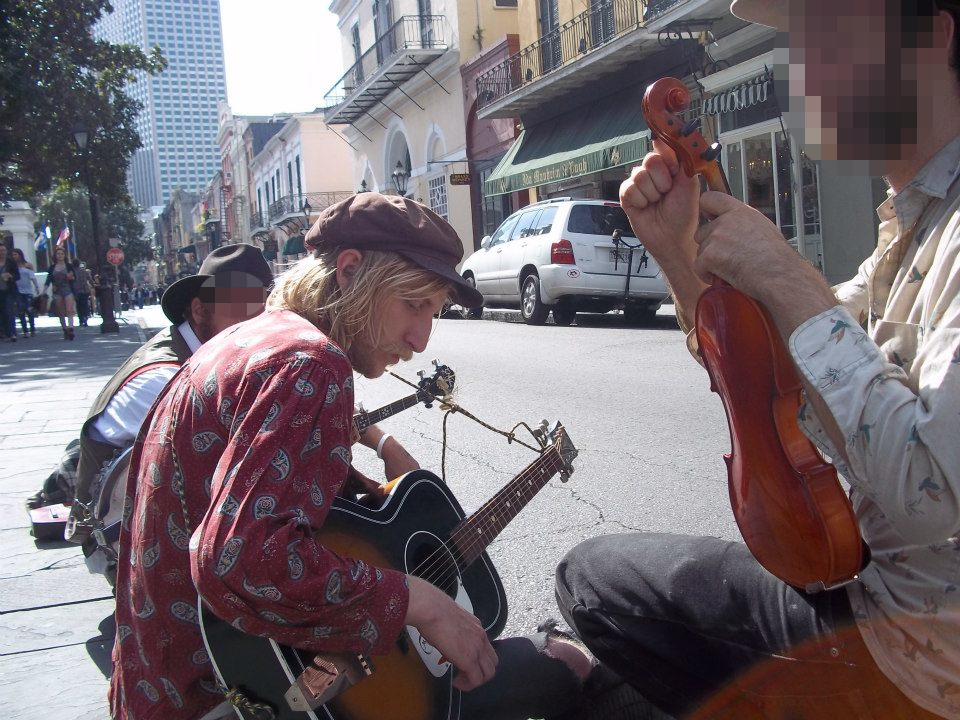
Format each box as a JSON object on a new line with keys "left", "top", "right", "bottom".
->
{"left": 403, "top": 529, "right": 475, "bottom": 678}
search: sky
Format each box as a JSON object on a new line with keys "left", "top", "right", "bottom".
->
{"left": 220, "top": 0, "right": 346, "bottom": 116}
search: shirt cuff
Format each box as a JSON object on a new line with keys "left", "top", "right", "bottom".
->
{"left": 788, "top": 305, "right": 881, "bottom": 393}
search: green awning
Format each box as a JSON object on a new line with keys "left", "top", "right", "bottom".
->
{"left": 282, "top": 235, "right": 304, "bottom": 255}
{"left": 484, "top": 96, "right": 650, "bottom": 197}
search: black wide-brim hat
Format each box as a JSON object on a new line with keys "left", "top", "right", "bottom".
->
{"left": 161, "top": 243, "right": 274, "bottom": 323}
{"left": 303, "top": 193, "right": 483, "bottom": 309}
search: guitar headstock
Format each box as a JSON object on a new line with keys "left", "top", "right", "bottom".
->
{"left": 546, "top": 422, "right": 577, "bottom": 482}
{"left": 416, "top": 360, "right": 456, "bottom": 408}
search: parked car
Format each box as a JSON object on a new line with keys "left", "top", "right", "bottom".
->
{"left": 461, "top": 198, "right": 670, "bottom": 325}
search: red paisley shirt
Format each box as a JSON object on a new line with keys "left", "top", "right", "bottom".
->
{"left": 109, "top": 310, "right": 410, "bottom": 719}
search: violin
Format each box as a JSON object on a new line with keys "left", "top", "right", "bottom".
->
{"left": 641, "top": 78, "right": 863, "bottom": 592}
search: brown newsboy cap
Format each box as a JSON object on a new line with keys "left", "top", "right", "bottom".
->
{"left": 303, "top": 192, "right": 482, "bottom": 308}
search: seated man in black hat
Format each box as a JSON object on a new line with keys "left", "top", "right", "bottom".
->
{"left": 27, "top": 245, "right": 275, "bottom": 513}
{"left": 39, "top": 245, "right": 273, "bottom": 580}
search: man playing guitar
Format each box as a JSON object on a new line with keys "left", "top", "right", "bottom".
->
{"left": 556, "top": 1, "right": 960, "bottom": 718}
{"left": 109, "top": 194, "right": 603, "bottom": 720}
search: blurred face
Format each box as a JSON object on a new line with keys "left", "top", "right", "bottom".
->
{"left": 773, "top": 1, "right": 951, "bottom": 174}
{"left": 348, "top": 290, "right": 448, "bottom": 379}
{"left": 55, "top": 248, "right": 66, "bottom": 261}
{"left": 0, "top": 246, "right": 7, "bottom": 264}
{"left": 193, "top": 271, "right": 269, "bottom": 341}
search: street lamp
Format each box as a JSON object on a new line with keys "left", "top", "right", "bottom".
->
{"left": 301, "top": 199, "right": 312, "bottom": 233}
{"left": 72, "top": 121, "right": 119, "bottom": 333}
{"left": 392, "top": 161, "right": 410, "bottom": 197}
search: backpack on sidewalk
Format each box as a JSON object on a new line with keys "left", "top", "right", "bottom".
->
{"left": 27, "top": 438, "right": 80, "bottom": 508}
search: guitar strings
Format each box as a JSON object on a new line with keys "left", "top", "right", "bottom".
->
{"left": 406, "top": 447, "right": 563, "bottom": 587}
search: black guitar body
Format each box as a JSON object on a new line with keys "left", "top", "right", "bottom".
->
{"left": 201, "top": 470, "right": 508, "bottom": 720}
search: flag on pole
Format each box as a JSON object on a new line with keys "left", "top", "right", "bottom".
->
{"left": 56, "top": 226, "right": 71, "bottom": 248}
{"left": 34, "top": 230, "right": 47, "bottom": 252}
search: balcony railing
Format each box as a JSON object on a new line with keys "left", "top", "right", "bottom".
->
{"left": 266, "top": 192, "right": 355, "bottom": 224}
{"left": 323, "top": 16, "right": 447, "bottom": 108}
{"left": 250, "top": 209, "right": 268, "bottom": 233}
{"left": 476, "top": 0, "right": 661, "bottom": 112}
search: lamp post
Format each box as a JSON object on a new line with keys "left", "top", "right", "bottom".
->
{"left": 73, "top": 121, "right": 119, "bottom": 333}
{"left": 391, "top": 161, "right": 410, "bottom": 197}
{"left": 301, "top": 199, "right": 312, "bottom": 233}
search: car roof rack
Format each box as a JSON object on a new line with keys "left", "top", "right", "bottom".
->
{"left": 528, "top": 196, "right": 572, "bottom": 206}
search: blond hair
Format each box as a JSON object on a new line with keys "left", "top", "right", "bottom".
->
{"left": 266, "top": 249, "right": 451, "bottom": 351}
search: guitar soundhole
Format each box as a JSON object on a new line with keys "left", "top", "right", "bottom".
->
{"left": 405, "top": 531, "right": 460, "bottom": 599}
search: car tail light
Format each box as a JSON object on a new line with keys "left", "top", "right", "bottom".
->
{"left": 551, "top": 239, "right": 575, "bottom": 264}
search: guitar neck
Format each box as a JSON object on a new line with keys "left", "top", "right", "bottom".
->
{"left": 450, "top": 447, "right": 565, "bottom": 567}
{"left": 353, "top": 393, "right": 422, "bottom": 433}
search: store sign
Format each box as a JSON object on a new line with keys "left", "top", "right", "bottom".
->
{"left": 449, "top": 173, "right": 471, "bottom": 185}
{"left": 262, "top": 238, "right": 278, "bottom": 253}
{"left": 703, "top": 72, "right": 772, "bottom": 116}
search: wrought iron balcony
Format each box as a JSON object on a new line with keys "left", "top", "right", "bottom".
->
{"left": 268, "top": 192, "right": 354, "bottom": 223}
{"left": 250, "top": 209, "right": 269, "bottom": 235}
{"left": 476, "top": 0, "right": 650, "bottom": 114}
{"left": 323, "top": 15, "right": 447, "bottom": 126}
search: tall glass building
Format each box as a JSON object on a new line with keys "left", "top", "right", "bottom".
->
{"left": 96, "top": 0, "right": 227, "bottom": 209}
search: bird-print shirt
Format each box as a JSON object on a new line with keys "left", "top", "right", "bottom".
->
{"left": 789, "top": 135, "right": 960, "bottom": 718}
{"left": 109, "top": 310, "right": 410, "bottom": 720}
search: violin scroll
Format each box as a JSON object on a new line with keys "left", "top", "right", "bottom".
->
{"left": 641, "top": 77, "right": 730, "bottom": 194}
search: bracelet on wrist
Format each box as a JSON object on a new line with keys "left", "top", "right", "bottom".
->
{"left": 376, "top": 433, "right": 392, "bottom": 460}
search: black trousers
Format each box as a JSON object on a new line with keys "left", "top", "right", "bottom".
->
{"left": 556, "top": 533, "right": 940, "bottom": 720}
{"left": 76, "top": 292, "right": 91, "bottom": 325}
{"left": 460, "top": 632, "right": 583, "bottom": 720}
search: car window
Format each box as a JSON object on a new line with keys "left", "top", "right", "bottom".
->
{"left": 489, "top": 214, "right": 520, "bottom": 246}
{"left": 566, "top": 204, "right": 637, "bottom": 237}
{"left": 512, "top": 210, "right": 541, "bottom": 240}
{"left": 532, "top": 207, "right": 557, "bottom": 236}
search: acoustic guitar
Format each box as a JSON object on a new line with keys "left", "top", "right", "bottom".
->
{"left": 199, "top": 422, "right": 577, "bottom": 720}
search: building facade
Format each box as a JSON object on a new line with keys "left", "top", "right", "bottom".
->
{"left": 325, "top": 0, "right": 521, "bottom": 258}
{"left": 246, "top": 114, "right": 355, "bottom": 270}
{"left": 476, "top": 0, "right": 880, "bottom": 283}
{"left": 96, "top": 0, "right": 228, "bottom": 209}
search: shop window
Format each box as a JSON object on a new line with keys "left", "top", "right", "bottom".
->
{"left": 775, "top": 132, "right": 796, "bottom": 242}
{"left": 428, "top": 176, "right": 448, "bottom": 220}
{"left": 478, "top": 164, "right": 512, "bottom": 238}
{"left": 725, "top": 130, "right": 798, "bottom": 245}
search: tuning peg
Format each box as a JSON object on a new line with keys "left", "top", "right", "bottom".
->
{"left": 417, "top": 370, "right": 425, "bottom": 379}
{"left": 680, "top": 116, "right": 701, "bottom": 137}
{"left": 431, "top": 359, "right": 439, "bottom": 368}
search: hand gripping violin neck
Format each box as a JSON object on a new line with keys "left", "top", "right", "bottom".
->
{"left": 642, "top": 77, "right": 864, "bottom": 592}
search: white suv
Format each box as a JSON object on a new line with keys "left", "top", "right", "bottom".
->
{"left": 461, "top": 198, "right": 670, "bottom": 325}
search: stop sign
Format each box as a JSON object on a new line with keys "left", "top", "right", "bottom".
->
{"left": 106, "top": 247, "right": 125, "bottom": 266}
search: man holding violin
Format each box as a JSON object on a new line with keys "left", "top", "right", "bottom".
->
{"left": 556, "top": 1, "right": 960, "bottom": 718}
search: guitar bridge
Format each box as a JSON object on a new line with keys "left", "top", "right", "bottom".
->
{"left": 285, "top": 653, "right": 373, "bottom": 711}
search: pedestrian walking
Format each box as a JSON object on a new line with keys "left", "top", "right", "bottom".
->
{"left": 45, "top": 246, "right": 77, "bottom": 340}
{"left": 11, "top": 248, "right": 39, "bottom": 338}
{"left": 73, "top": 261, "right": 93, "bottom": 326}
{"left": 0, "top": 244, "right": 20, "bottom": 342}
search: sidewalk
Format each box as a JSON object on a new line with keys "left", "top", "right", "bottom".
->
{"left": 0, "top": 305, "right": 168, "bottom": 720}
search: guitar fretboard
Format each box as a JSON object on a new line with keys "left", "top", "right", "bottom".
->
{"left": 450, "top": 448, "right": 565, "bottom": 567}
{"left": 353, "top": 393, "right": 423, "bottom": 433}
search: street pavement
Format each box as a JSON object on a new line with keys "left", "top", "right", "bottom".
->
{"left": 0, "top": 305, "right": 682, "bottom": 720}
{"left": 0, "top": 304, "right": 169, "bottom": 720}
